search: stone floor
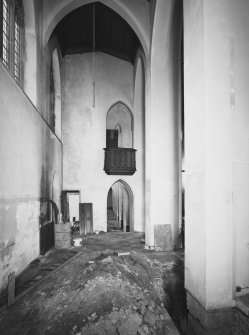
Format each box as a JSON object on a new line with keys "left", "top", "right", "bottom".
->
{"left": 0, "top": 232, "right": 184, "bottom": 335}
{"left": 0, "top": 249, "right": 79, "bottom": 312}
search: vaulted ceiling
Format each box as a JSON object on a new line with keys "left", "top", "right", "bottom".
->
{"left": 55, "top": 2, "right": 140, "bottom": 64}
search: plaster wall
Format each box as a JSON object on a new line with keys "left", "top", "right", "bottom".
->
{"left": 184, "top": 0, "right": 206, "bottom": 307}
{"left": 62, "top": 52, "right": 145, "bottom": 232}
{"left": 0, "top": 64, "right": 62, "bottom": 293}
{"left": 209, "top": 0, "right": 249, "bottom": 292}
{"left": 185, "top": 0, "right": 249, "bottom": 309}
{"left": 204, "top": 0, "right": 234, "bottom": 309}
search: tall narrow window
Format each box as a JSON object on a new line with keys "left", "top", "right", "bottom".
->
{"left": 2, "top": 0, "right": 10, "bottom": 68}
{"left": 49, "top": 60, "right": 55, "bottom": 131}
{"left": 14, "top": 0, "right": 24, "bottom": 85}
{"left": 0, "top": 0, "right": 24, "bottom": 86}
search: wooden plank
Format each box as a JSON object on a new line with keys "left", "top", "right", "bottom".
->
{"left": 79, "top": 203, "right": 93, "bottom": 235}
{"left": 113, "top": 251, "right": 130, "bottom": 256}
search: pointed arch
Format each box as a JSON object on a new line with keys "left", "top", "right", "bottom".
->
{"left": 106, "top": 101, "right": 133, "bottom": 148}
{"left": 115, "top": 123, "right": 122, "bottom": 131}
{"left": 107, "top": 179, "right": 134, "bottom": 232}
{"left": 43, "top": 0, "right": 149, "bottom": 58}
{"left": 107, "top": 101, "right": 133, "bottom": 130}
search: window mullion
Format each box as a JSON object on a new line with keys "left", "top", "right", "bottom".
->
{"left": 9, "top": 0, "right": 15, "bottom": 75}
{"left": 18, "top": 24, "right": 24, "bottom": 87}
{"left": 19, "top": 25, "right": 22, "bottom": 85}
{"left": 1, "top": 0, "right": 24, "bottom": 87}
{"left": 2, "top": 0, "right": 10, "bottom": 68}
{"left": 0, "top": 0, "right": 3, "bottom": 60}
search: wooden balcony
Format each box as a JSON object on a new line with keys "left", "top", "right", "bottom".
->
{"left": 104, "top": 148, "right": 136, "bottom": 175}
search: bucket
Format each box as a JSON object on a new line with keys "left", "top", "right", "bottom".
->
{"left": 73, "top": 237, "right": 82, "bottom": 246}
{"left": 55, "top": 222, "right": 72, "bottom": 249}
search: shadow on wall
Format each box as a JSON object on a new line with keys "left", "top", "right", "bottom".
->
{"left": 162, "top": 259, "right": 188, "bottom": 334}
{"left": 39, "top": 167, "right": 59, "bottom": 255}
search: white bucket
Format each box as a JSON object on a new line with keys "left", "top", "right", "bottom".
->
{"left": 73, "top": 238, "right": 82, "bottom": 246}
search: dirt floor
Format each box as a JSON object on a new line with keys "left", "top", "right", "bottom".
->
{"left": 1, "top": 232, "right": 249, "bottom": 334}
{"left": 0, "top": 232, "right": 183, "bottom": 335}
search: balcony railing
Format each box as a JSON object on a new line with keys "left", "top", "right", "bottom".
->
{"left": 104, "top": 148, "right": 136, "bottom": 175}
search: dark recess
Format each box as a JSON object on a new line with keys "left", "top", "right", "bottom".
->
{"left": 55, "top": 2, "right": 140, "bottom": 64}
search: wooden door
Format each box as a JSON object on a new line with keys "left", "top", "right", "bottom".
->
{"left": 106, "top": 129, "right": 119, "bottom": 148}
{"left": 79, "top": 203, "right": 93, "bottom": 235}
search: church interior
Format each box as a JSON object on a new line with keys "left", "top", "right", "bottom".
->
{"left": 1, "top": 0, "right": 249, "bottom": 334}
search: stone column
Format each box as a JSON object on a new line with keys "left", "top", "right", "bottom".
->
{"left": 184, "top": 0, "right": 249, "bottom": 332}
{"left": 133, "top": 55, "right": 146, "bottom": 233}
{"left": 146, "top": 0, "right": 182, "bottom": 250}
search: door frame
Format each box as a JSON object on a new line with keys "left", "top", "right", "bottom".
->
{"left": 107, "top": 179, "right": 134, "bottom": 232}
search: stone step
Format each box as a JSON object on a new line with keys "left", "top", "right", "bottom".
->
{"left": 236, "top": 294, "right": 249, "bottom": 317}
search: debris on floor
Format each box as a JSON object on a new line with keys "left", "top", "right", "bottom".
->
{"left": 0, "top": 233, "right": 181, "bottom": 335}
{"left": 114, "top": 251, "right": 131, "bottom": 257}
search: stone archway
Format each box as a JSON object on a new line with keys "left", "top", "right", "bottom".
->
{"left": 42, "top": 0, "right": 149, "bottom": 58}
{"left": 107, "top": 180, "right": 134, "bottom": 232}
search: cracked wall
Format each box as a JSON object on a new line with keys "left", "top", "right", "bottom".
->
{"left": 0, "top": 63, "right": 62, "bottom": 294}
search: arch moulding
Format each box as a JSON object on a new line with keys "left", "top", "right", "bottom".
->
{"left": 43, "top": 0, "right": 149, "bottom": 58}
{"left": 106, "top": 101, "right": 134, "bottom": 129}
{"left": 108, "top": 179, "right": 134, "bottom": 231}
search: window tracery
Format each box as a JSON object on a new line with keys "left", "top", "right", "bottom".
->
{"left": 0, "top": 0, "right": 24, "bottom": 86}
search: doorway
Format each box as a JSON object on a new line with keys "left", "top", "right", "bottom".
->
{"left": 61, "top": 190, "right": 80, "bottom": 225}
{"left": 107, "top": 180, "right": 133, "bottom": 232}
{"left": 79, "top": 203, "right": 93, "bottom": 235}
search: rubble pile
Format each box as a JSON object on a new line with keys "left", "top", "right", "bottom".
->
{"left": 77, "top": 296, "right": 173, "bottom": 335}
{"left": 67, "top": 253, "right": 178, "bottom": 335}
{"left": 13, "top": 251, "right": 180, "bottom": 335}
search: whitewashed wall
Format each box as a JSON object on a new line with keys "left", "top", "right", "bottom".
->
{"left": 62, "top": 52, "right": 145, "bottom": 232}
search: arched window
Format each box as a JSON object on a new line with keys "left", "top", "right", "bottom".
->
{"left": 106, "top": 102, "right": 133, "bottom": 148}
{"left": 49, "top": 59, "right": 55, "bottom": 131}
{"left": 104, "top": 102, "right": 136, "bottom": 175}
{"left": 49, "top": 48, "right": 62, "bottom": 136}
{"left": 0, "top": 0, "right": 25, "bottom": 86}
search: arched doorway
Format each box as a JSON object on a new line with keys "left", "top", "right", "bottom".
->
{"left": 107, "top": 180, "right": 133, "bottom": 232}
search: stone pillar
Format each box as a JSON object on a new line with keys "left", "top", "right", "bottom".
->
{"left": 146, "top": 0, "right": 182, "bottom": 250}
{"left": 184, "top": 0, "right": 249, "bottom": 333}
{"left": 133, "top": 55, "right": 146, "bottom": 233}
